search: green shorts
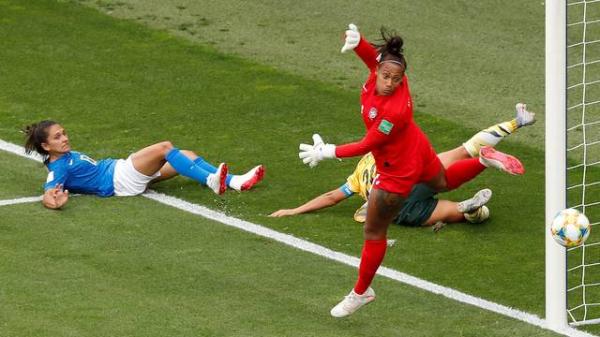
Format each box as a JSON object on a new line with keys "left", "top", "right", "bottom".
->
{"left": 392, "top": 184, "right": 438, "bottom": 227}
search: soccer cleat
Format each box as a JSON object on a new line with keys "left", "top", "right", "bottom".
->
{"left": 515, "top": 103, "right": 536, "bottom": 127}
{"left": 464, "top": 205, "right": 490, "bottom": 223}
{"left": 353, "top": 201, "right": 368, "bottom": 223}
{"left": 206, "top": 163, "right": 228, "bottom": 195}
{"left": 457, "top": 189, "right": 492, "bottom": 213}
{"left": 479, "top": 146, "right": 525, "bottom": 175}
{"left": 330, "top": 287, "right": 376, "bottom": 318}
{"left": 228, "top": 165, "right": 265, "bottom": 191}
{"left": 240, "top": 165, "right": 265, "bottom": 191}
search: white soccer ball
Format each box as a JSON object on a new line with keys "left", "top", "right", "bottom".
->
{"left": 550, "top": 208, "right": 591, "bottom": 248}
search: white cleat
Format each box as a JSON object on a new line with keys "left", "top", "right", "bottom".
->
{"left": 464, "top": 205, "right": 490, "bottom": 224}
{"left": 330, "top": 287, "right": 376, "bottom": 318}
{"left": 228, "top": 165, "right": 265, "bottom": 191}
{"left": 240, "top": 165, "right": 265, "bottom": 191}
{"left": 515, "top": 103, "right": 536, "bottom": 127}
{"left": 479, "top": 146, "right": 525, "bottom": 175}
{"left": 206, "top": 163, "right": 228, "bottom": 195}
{"left": 457, "top": 189, "right": 492, "bottom": 213}
{"left": 353, "top": 201, "right": 368, "bottom": 223}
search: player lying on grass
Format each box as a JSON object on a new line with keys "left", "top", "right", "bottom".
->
{"left": 272, "top": 104, "right": 535, "bottom": 229}
{"left": 23, "top": 120, "right": 265, "bottom": 209}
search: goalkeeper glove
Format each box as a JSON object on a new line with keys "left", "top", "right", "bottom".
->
{"left": 299, "top": 134, "right": 337, "bottom": 168}
{"left": 340, "top": 23, "right": 360, "bottom": 53}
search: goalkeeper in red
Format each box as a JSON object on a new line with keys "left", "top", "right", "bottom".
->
{"left": 298, "top": 24, "right": 526, "bottom": 317}
{"left": 274, "top": 102, "right": 535, "bottom": 227}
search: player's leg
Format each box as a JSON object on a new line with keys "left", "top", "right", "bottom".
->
{"left": 331, "top": 187, "right": 405, "bottom": 318}
{"left": 437, "top": 146, "right": 470, "bottom": 169}
{"left": 423, "top": 188, "right": 492, "bottom": 226}
{"left": 423, "top": 200, "right": 466, "bottom": 226}
{"left": 421, "top": 143, "right": 487, "bottom": 192}
{"left": 182, "top": 156, "right": 264, "bottom": 191}
{"left": 439, "top": 103, "right": 536, "bottom": 168}
{"left": 153, "top": 150, "right": 199, "bottom": 182}
{"left": 129, "top": 141, "right": 173, "bottom": 176}
{"left": 157, "top": 153, "right": 263, "bottom": 191}
{"left": 428, "top": 204, "right": 490, "bottom": 232}
{"left": 462, "top": 103, "right": 536, "bottom": 157}
{"left": 427, "top": 150, "right": 523, "bottom": 193}
{"left": 132, "top": 142, "right": 227, "bottom": 195}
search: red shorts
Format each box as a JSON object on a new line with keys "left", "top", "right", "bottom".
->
{"left": 372, "top": 145, "right": 442, "bottom": 198}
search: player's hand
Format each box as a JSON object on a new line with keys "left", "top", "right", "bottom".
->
{"left": 299, "top": 134, "right": 336, "bottom": 168}
{"left": 341, "top": 23, "right": 360, "bottom": 53}
{"left": 269, "top": 209, "right": 297, "bottom": 217}
{"left": 52, "top": 184, "right": 69, "bottom": 208}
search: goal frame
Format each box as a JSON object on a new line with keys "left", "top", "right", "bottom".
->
{"left": 545, "top": 0, "right": 568, "bottom": 330}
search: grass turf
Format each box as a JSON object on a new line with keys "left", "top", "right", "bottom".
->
{"left": 77, "top": 0, "right": 546, "bottom": 151}
{"left": 0, "top": 0, "right": 594, "bottom": 335}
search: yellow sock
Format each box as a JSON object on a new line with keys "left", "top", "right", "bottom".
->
{"left": 462, "top": 119, "right": 519, "bottom": 157}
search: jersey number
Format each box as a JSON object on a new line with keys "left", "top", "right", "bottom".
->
{"left": 80, "top": 154, "right": 97, "bottom": 166}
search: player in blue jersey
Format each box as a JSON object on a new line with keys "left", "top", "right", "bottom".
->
{"left": 24, "top": 120, "right": 265, "bottom": 209}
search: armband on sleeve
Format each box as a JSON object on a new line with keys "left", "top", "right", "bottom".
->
{"left": 339, "top": 183, "right": 355, "bottom": 198}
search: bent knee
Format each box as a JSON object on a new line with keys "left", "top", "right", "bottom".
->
{"left": 157, "top": 141, "right": 174, "bottom": 152}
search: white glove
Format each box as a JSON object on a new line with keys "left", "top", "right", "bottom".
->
{"left": 340, "top": 23, "right": 360, "bottom": 53}
{"left": 299, "top": 134, "right": 337, "bottom": 168}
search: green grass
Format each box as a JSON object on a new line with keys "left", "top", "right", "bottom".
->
{"left": 0, "top": 1, "right": 595, "bottom": 336}
{"left": 0, "top": 151, "right": 46, "bottom": 199}
{"left": 77, "top": 0, "right": 546, "bottom": 150}
{"left": 0, "top": 198, "right": 561, "bottom": 337}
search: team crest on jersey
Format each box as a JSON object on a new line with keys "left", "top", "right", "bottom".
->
{"left": 368, "top": 107, "right": 378, "bottom": 120}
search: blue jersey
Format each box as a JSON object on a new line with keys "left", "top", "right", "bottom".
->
{"left": 44, "top": 151, "right": 117, "bottom": 197}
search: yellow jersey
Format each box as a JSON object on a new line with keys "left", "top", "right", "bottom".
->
{"left": 345, "top": 152, "right": 377, "bottom": 201}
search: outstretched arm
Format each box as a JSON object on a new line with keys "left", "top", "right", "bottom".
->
{"left": 42, "top": 184, "right": 69, "bottom": 209}
{"left": 354, "top": 37, "right": 379, "bottom": 71}
{"left": 340, "top": 24, "right": 379, "bottom": 71}
{"left": 269, "top": 188, "right": 349, "bottom": 217}
{"left": 299, "top": 115, "right": 406, "bottom": 167}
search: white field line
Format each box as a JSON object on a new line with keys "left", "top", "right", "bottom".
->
{"left": 0, "top": 140, "right": 594, "bottom": 337}
{"left": 0, "top": 195, "right": 43, "bottom": 206}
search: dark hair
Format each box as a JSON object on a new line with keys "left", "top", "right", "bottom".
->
{"left": 374, "top": 27, "right": 407, "bottom": 71}
{"left": 23, "top": 120, "right": 58, "bottom": 158}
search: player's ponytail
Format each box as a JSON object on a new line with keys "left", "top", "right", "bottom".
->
{"left": 375, "top": 27, "right": 407, "bottom": 71}
{"left": 23, "top": 120, "right": 57, "bottom": 159}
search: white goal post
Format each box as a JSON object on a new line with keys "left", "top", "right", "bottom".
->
{"left": 546, "top": 0, "right": 568, "bottom": 329}
{"left": 548, "top": 0, "right": 600, "bottom": 328}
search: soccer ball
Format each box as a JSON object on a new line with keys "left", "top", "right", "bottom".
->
{"left": 550, "top": 208, "right": 591, "bottom": 248}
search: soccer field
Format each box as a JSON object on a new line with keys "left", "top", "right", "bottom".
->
{"left": 0, "top": 1, "right": 596, "bottom": 336}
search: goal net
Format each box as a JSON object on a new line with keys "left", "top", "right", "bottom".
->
{"left": 565, "top": 0, "right": 600, "bottom": 326}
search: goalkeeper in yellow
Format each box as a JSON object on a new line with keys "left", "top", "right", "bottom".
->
{"left": 270, "top": 103, "right": 535, "bottom": 230}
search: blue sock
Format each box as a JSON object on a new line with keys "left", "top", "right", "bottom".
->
{"left": 166, "top": 148, "right": 211, "bottom": 184}
{"left": 194, "top": 156, "right": 233, "bottom": 185}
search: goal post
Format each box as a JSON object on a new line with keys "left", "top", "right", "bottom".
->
{"left": 548, "top": 0, "right": 600, "bottom": 327}
{"left": 546, "top": 0, "right": 568, "bottom": 330}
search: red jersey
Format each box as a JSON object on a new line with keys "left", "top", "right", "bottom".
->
{"left": 335, "top": 37, "right": 440, "bottom": 195}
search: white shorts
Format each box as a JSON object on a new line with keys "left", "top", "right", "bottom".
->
{"left": 113, "top": 156, "right": 161, "bottom": 196}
